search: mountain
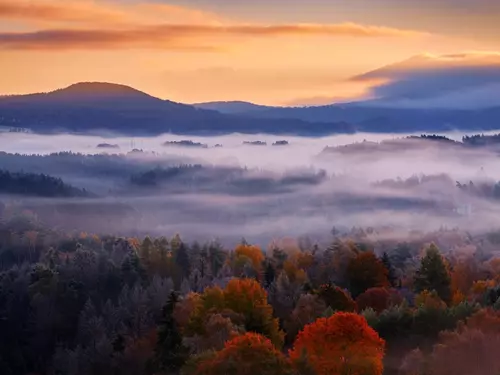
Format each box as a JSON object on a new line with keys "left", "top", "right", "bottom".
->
{"left": 0, "top": 82, "right": 353, "bottom": 136}
{"left": 199, "top": 53, "right": 500, "bottom": 132}
{"left": 193, "top": 101, "right": 272, "bottom": 114}
{"left": 231, "top": 104, "right": 500, "bottom": 133}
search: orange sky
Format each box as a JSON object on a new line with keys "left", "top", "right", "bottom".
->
{"left": 0, "top": 0, "right": 498, "bottom": 105}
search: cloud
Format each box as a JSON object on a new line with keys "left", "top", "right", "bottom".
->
{"left": 349, "top": 51, "right": 500, "bottom": 108}
{"left": 0, "top": 0, "right": 128, "bottom": 26}
{"left": 0, "top": 22, "right": 428, "bottom": 51}
{"left": 0, "top": 0, "right": 221, "bottom": 27}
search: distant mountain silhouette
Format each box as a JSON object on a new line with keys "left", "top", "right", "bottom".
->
{"left": 190, "top": 53, "right": 500, "bottom": 132}
{"left": 193, "top": 101, "right": 272, "bottom": 114}
{"left": 4, "top": 81, "right": 500, "bottom": 136}
{"left": 0, "top": 82, "right": 354, "bottom": 136}
{"left": 232, "top": 104, "right": 500, "bottom": 133}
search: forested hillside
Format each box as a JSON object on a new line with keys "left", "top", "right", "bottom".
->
{"left": 1, "top": 209, "right": 500, "bottom": 375}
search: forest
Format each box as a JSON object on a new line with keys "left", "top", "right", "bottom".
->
{"left": 2, "top": 132, "right": 500, "bottom": 374}
{"left": 1, "top": 207, "right": 500, "bottom": 375}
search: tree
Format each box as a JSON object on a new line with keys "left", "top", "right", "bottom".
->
{"left": 284, "top": 294, "right": 326, "bottom": 343}
{"left": 222, "top": 278, "right": 283, "bottom": 347}
{"left": 269, "top": 271, "right": 303, "bottom": 321}
{"left": 347, "top": 252, "right": 389, "bottom": 297}
{"left": 194, "top": 333, "right": 293, "bottom": 375}
{"left": 175, "top": 242, "right": 191, "bottom": 280}
{"left": 317, "top": 284, "right": 357, "bottom": 312}
{"left": 263, "top": 261, "right": 276, "bottom": 288}
{"left": 139, "top": 236, "right": 155, "bottom": 273}
{"left": 414, "top": 244, "right": 452, "bottom": 303}
{"left": 187, "top": 278, "right": 284, "bottom": 348}
{"left": 154, "top": 291, "right": 189, "bottom": 372}
{"left": 289, "top": 312, "right": 385, "bottom": 375}
{"left": 381, "top": 252, "right": 397, "bottom": 287}
{"left": 233, "top": 244, "right": 264, "bottom": 278}
{"left": 356, "top": 287, "right": 402, "bottom": 314}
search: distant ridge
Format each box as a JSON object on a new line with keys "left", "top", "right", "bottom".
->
{"left": 0, "top": 82, "right": 354, "bottom": 136}
{"left": 193, "top": 101, "right": 272, "bottom": 114}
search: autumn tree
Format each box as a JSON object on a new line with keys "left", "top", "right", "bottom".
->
{"left": 289, "top": 312, "right": 385, "bottom": 375}
{"left": 401, "top": 312, "right": 500, "bottom": 375}
{"left": 429, "top": 327, "right": 500, "bottom": 375}
{"left": 233, "top": 244, "right": 264, "bottom": 277}
{"left": 187, "top": 278, "right": 284, "bottom": 348}
{"left": 347, "top": 252, "right": 389, "bottom": 297}
{"left": 193, "top": 333, "right": 293, "bottom": 375}
{"left": 356, "top": 287, "right": 403, "bottom": 314}
{"left": 284, "top": 294, "right": 326, "bottom": 343}
{"left": 183, "top": 313, "right": 243, "bottom": 354}
{"left": 450, "top": 258, "right": 479, "bottom": 296}
{"left": 414, "top": 290, "right": 447, "bottom": 310}
{"left": 317, "top": 284, "right": 357, "bottom": 312}
{"left": 414, "top": 244, "right": 452, "bottom": 303}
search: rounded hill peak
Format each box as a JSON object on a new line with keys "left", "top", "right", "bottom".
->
{"left": 51, "top": 82, "right": 151, "bottom": 99}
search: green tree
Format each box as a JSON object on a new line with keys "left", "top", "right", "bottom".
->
{"left": 176, "top": 242, "right": 191, "bottom": 279}
{"left": 381, "top": 252, "right": 397, "bottom": 287}
{"left": 264, "top": 261, "right": 276, "bottom": 288}
{"left": 414, "top": 244, "right": 452, "bottom": 304}
{"left": 155, "top": 291, "right": 189, "bottom": 373}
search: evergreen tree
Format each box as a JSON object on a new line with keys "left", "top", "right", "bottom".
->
{"left": 264, "top": 261, "right": 276, "bottom": 288}
{"left": 154, "top": 291, "right": 189, "bottom": 373}
{"left": 121, "top": 250, "right": 147, "bottom": 287}
{"left": 381, "top": 252, "right": 397, "bottom": 287}
{"left": 414, "top": 244, "right": 452, "bottom": 303}
{"left": 175, "top": 242, "right": 190, "bottom": 279}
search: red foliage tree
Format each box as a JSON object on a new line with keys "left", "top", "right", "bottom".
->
{"left": 195, "top": 333, "right": 293, "bottom": 375}
{"left": 317, "top": 284, "right": 357, "bottom": 312}
{"left": 347, "top": 252, "right": 389, "bottom": 297}
{"left": 289, "top": 312, "right": 385, "bottom": 375}
{"left": 356, "top": 287, "right": 392, "bottom": 313}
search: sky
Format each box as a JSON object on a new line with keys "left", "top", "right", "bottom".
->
{"left": 0, "top": 0, "right": 499, "bottom": 105}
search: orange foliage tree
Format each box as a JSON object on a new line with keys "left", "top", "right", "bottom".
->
{"left": 187, "top": 278, "right": 284, "bottom": 348}
{"left": 289, "top": 312, "right": 385, "bottom": 375}
{"left": 194, "top": 333, "right": 293, "bottom": 375}
{"left": 234, "top": 244, "right": 265, "bottom": 276}
{"left": 450, "top": 259, "right": 479, "bottom": 296}
{"left": 414, "top": 290, "right": 447, "bottom": 310}
{"left": 347, "top": 252, "right": 389, "bottom": 297}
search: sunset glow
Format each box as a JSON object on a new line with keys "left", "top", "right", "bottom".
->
{"left": 1, "top": 0, "right": 499, "bottom": 105}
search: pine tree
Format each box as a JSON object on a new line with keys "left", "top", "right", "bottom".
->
{"left": 154, "top": 291, "right": 189, "bottom": 372}
{"left": 264, "top": 261, "right": 276, "bottom": 288}
{"left": 175, "top": 242, "right": 190, "bottom": 279}
{"left": 381, "top": 252, "right": 397, "bottom": 287}
{"left": 414, "top": 244, "right": 451, "bottom": 303}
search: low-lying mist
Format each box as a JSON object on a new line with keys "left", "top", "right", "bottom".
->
{"left": 2, "top": 130, "right": 500, "bottom": 245}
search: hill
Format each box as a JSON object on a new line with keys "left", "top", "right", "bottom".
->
{"left": 219, "top": 102, "right": 500, "bottom": 133}
{"left": 0, "top": 169, "right": 91, "bottom": 197}
{"left": 0, "top": 82, "right": 353, "bottom": 136}
{"left": 193, "top": 100, "right": 272, "bottom": 114}
{"left": 193, "top": 53, "right": 500, "bottom": 132}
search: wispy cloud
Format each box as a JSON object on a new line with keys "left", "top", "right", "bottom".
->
{"left": 0, "top": 0, "right": 221, "bottom": 26}
{"left": 0, "top": 22, "right": 429, "bottom": 51}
